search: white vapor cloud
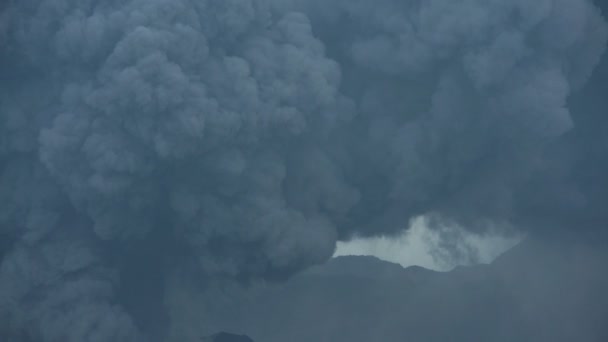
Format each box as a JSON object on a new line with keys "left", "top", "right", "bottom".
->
{"left": 334, "top": 216, "right": 523, "bottom": 271}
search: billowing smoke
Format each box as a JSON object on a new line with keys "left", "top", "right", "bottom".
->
{"left": 0, "top": 0, "right": 606, "bottom": 340}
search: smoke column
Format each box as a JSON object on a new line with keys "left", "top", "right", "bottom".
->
{"left": 0, "top": 0, "right": 607, "bottom": 340}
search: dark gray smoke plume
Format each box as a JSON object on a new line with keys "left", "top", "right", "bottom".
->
{"left": 1, "top": 0, "right": 607, "bottom": 340}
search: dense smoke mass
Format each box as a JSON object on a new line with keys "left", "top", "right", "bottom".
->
{"left": 1, "top": 0, "right": 607, "bottom": 341}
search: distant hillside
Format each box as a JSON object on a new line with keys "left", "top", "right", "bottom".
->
{"left": 202, "top": 332, "right": 254, "bottom": 342}
{"left": 228, "top": 239, "right": 608, "bottom": 342}
{"left": 302, "top": 255, "right": 434, "bottom": 279}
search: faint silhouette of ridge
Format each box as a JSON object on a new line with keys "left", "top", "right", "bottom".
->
{"left": 202, "top": 332, "right": 255, "bottom": 342}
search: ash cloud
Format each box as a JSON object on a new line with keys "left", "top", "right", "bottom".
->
{"left": 0, "top": 0, "right": 607, "bottom": 340}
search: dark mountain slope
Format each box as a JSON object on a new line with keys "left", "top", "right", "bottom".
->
{"left": 231, "top": 238, "right": 608, "bottom": 342}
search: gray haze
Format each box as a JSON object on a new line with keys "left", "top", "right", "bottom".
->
{"left": 1, "top": 0, "right": 608, "bottom": 341}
